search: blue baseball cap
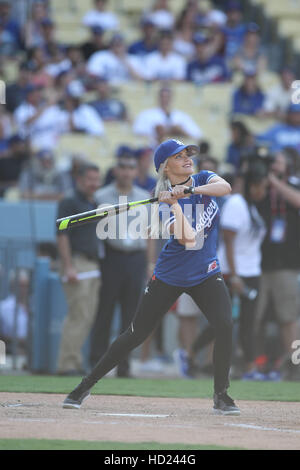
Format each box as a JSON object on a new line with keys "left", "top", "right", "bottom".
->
{"left": 36, "top": 149, "right": 54, "bottom": 160}
{"left": 226, "top": 1, "right": 242, "bottom": 11}
{"left": 8, "top": 134, "right": 26, "bottom": 146}
{"left": 91, "top": 25, "right": 104, "bottom": 35}
{"left": 246, "top": 22, "right": 260, "bottom": 33}
{"left": 154, "top": 139, "right": 199, "bottom": 173}
{"left": 141, "top": 16, "right": 155, "bottom": 27}
{"left": 116, "top": 144, "right": 135, "bottom": 158}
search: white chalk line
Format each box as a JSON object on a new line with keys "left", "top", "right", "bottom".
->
{"left": 95, "top": 413, "right": 169, "bottom": 418}
{"left": 2, "top": 416, "right": 300, "bottom": 436}
{"left": 2, "top": 418, "right": 56, "bottom": 423}
{"left": 84, "top": 419, "right": 300, "bottom": 435}
{"left": 225, "top": 423, "right": 300, "bottom": 434}
{"left": 83, "top": 420, "right": 195, "bottom": 429}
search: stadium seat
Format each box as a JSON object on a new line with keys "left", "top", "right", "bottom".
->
{"left": 115, "top": 81, "right": 234, "bottom": 160}
{"left": 232, "top": 70, "right": 280, "bottom": 92}
{"left": 116, "top": 82, "right": 158, "bottom": 115}
{"left": 116, "top": 82, "right": 233, "bottom": 121}
{"left": 260, "top": 0, "right": 300, "bottom": 19}
{"left": 82, "top": 91, "right": 98, "bottom": 103}
{"left": 170, "top": 0, "right": 190, "bottom": 14}
{"left": 278, "top": 19, "right": 300, "bottom": 39}
{"left": 293, "top": 36, "right": 300, "bottom": 54}
{"left": 119, "top": 0, "right": 144, "bottom": 15}
{"left": 231, "top": 114, "right": 278, "bottom": 135}
{"left": 55, "top": 27, "right": 89, "bottom": 44}
{"left": 257, "top": 71, "right": 280, "bottom": 91}
{"left": 199, "top": 83, "right": 233, "bottom": 112}
{"left": 104, "top": 121, "right": 150, "bottom": 149}
{"left": 56, "top": 133, "right": 107, "bottom": 166}
{"left": 51, "top": 0, "right": 93, "bottom": 14}
{"left": 51, "top": 15, "right": 83, "bottom": 28}
{"left": 2, "top": 60, "right": 20, "bottom": 84}
{"left": 195, "top": 112, "right": 230, "bottom": 160}
{"left": 56, "top": 129, "right": 149, "bottom": 173}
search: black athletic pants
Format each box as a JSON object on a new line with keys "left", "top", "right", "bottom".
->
{"left": 86, "top": 272, "right": 233, "bottom": 393}
{"left": 191, "top": 276, "right": 260, "bottom": 365}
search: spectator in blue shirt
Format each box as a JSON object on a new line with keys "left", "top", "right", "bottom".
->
{"left": 89, "top": 78, "right": 128, "bottom": 121}
{"left": 226, "top": 120, "right": 255, "bottom": 170}
{"left": 231, "top": 69, "right": 265, "bottom": 115}
{"left": 222, "top": 1, "right": 247, "bottom": 60}
{"left": 134, "top": 147, "right": 157, "bottom": 194}
{"left": 186, "top": 32, "right": 230, "bottom": 84}
{"left": 0, "top": 0, "right": 22, "bottom": 56}
{"left": 257, "top": 103, "right": 300, "bottom": 153}
{"left": 231, "top": 22, "right": 267, "bottom": 74}
{"left": 128, "top": 17, "right": 158, "bottom": 57}
{"left": 39, "top": 18, "right": 66, "bottom": 59}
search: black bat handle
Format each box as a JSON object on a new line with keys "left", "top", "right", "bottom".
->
{"left": 154, "top": 187, "right": 194, "bottom": 202}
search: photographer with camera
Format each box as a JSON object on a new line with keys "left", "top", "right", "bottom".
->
{"left": 255, "top": 150, "right": 300, "bottom": 380}
{"left": 217, "top": 163, "right": 268, "bottom": 380}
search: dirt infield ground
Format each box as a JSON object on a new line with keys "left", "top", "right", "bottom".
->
{"left": 1, "top": 393, "right": 300, "bottom": 449}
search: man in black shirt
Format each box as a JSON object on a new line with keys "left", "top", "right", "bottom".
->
{"left": 56, "top": 163, "right": 102, "bottom": 375}
{"left": 80, "top": 26, "right": 106, "bottom": 61}
{"left": 256, "top": 151, "right": 300, "bottom": 379}
{"left": 0, "top": 135, "right": 30, "bottom": 197}
{"left": 5, "top": 61, "right": 33, "bottom": 113}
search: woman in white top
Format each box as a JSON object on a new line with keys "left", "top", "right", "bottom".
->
{"left": 218, "top": 166, "right": 267, "bottom": 379}
{"left": 82, "top": 0, "right": 119, "bottom": 31}
{"left": 147, "top": 0, "right": 175, "bottom": 30}
{"left": 173, "top": 6, "right": 196, "bottom": 60}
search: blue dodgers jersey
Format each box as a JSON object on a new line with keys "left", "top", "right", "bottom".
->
{"left": 154, "top": 171, "right": 221, "bottom": 287}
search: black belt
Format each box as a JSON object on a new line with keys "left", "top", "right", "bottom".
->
{"left": 105, "top": 244, "right": 145, "bottom": 256}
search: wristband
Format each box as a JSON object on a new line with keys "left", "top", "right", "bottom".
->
{"left": 184, "top": 187, "right": 195, "bottom": 195}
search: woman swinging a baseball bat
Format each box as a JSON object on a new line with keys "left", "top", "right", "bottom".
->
{"left": 63, "top": 139, "right": 240, "bottom": 415}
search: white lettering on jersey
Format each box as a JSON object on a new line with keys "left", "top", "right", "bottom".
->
{"left": 195, "top": 200, "right": 218, "bottom": 232}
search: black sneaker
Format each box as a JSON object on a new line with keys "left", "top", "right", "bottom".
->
{"left": 213, "top": 391, "right": 240, "bottom": 416}
{"left": 63, "top": 378, "right": 92, "bottom": 409}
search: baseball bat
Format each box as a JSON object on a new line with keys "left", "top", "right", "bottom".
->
{"left": 56, "top": 187, "right": 194, "bottom": 231}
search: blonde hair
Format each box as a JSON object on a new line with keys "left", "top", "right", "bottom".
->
{"left": 149, "top": 160, "right": 170, "bottom": 239}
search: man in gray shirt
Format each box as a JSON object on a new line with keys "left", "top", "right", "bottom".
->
{"left": 19, "top": 149, "right": 66, "bottom": 201}
{"left": 90, "top": 153, "right": 151, "bottom": 376}
{"left": 56, "top": 162, "right": 102, "bottom": 375}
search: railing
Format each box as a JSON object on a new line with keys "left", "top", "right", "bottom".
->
{"left": 0, "top": 200, "right": 58, "bottom": 371}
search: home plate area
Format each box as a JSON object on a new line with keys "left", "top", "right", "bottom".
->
{"left": 0, "top": 393, "right": 300, "bottom": 450}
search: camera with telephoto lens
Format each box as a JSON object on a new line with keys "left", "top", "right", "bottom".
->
{"left": 240, "top": 145, "right": 274, "bottom": 176}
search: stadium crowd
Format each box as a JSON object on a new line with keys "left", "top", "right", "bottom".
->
{"left": 0, "top": 0, "right": 299, "bottom": 381}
